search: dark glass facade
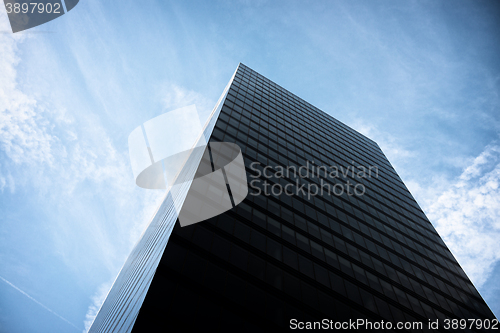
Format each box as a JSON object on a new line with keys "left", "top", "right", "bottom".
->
{"left": 131, "top": 64, "right": 496, "bottom": 332}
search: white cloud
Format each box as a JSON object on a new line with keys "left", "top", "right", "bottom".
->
{"left": 424, "top": 143, "right": 500, "bottom": 287}
{"left": 160, "top": 83, "right": 215, "bottom": 124}
{"left": 0, "top": 19, "right": 55, "bottom": 167}
{"left": 0, "top": 14, "right": 131, "bottom": 200}
{"left": 0, "top": 171, "right": 14, "bottom": 193}
{"left": 459, "top": 145, "right": 500, "bottom": 182}
{"left": 351, "top": 120, "right": 414, "bottom": 163}
{"left": 83, "top": 280, "right": 113, "bottom": 333}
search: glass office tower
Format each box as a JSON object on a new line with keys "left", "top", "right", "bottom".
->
{"left": 91, "top": 64, "right": 496, "bottom": 332}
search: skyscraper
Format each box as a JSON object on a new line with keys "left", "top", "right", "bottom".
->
{"left": 90, "top": 64, "right": 497, "bottom": 332}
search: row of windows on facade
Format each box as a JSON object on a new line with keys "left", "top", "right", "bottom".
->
{"left": 233, "top": 65, "right": 377, "bottom": 147}
{"left": 226, "top": 81, "right": 394, "bottom": 184}
{"left": 218, "top": 115, "right": 406, "bottom": 216}
{"left": 215, "top": 111, "right": 431, "bottom": 243}
{"left": 210, "top": 123, "right": 459, "bottom": 283}
{"left": 243, "top": 151, "right": 447, "bottom": 259}
{"left": 224, "top": 90, "right": 403, "bottom": 199}
{"left": 227, "top": 79, "right": 382, "bottom": 163}
{"left": 239, "top": 202, "right": 483, "bottom": 318}
{"left": 210, "top": 137, "right": 459, "bottom": 301}
{"left": 232, "top": 68, "right": 381, "bottom": 161}
{"left": 216, "top": 95, "right": 431, "bottom": 234}
{"left": 206, "top": 130, "right": 471, "bottom": 298}
{"left": 243, "top": 177, "right": 462, "bottom": 281}
{"left": 225, "top": 83, "right": 412, "bottom": 210}
{"left": 212, "top": 111, "right": 441, "bottom": 249}
{"left": 228, "top": 76, "right": 387, "bottom": 172}
{"left": 216, "top": 102, "right": 426, "bottom": 235}
{"left": 232, "top": 190, "right": 478, "bottom": 309}
{"left": 222, "top": 89, "right": 421, "bottom": 217}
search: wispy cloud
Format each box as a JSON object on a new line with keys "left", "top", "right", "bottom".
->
{"left": 83, "top": 280, "right": 113, "bottom": 333}
{"left": 0, "top": 18, "right": 54, "bottom": 167}
{"left": 0, "top": 173, "right": 15, "bottom": 193}
{"left": 424, "top": 143, "right": 500, "bottom": 287}
{"left": 159, "top": 83, "right": 215, "bottom": 123}
{"left": 351, "top": 120, "right": 415, "bottom": 163}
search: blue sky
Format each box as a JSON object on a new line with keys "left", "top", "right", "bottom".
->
{"left": 0, "top": 0, "right": 499, "bottom": 331}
